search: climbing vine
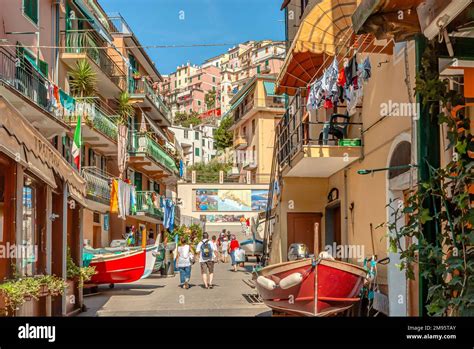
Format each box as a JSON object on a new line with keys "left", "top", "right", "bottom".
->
{"left": 384, "top": 44, "right": 473, "bottom": 316}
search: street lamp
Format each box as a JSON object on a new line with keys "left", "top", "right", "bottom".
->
{"left": 357, "top": 164, "right": 418, "bottom": 175}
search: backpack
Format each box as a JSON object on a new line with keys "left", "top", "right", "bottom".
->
{"left": 200, "top": 240, "right": 212, "bottom": 259}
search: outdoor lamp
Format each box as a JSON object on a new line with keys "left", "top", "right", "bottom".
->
{"left": 357, "top": 164, "right": 417, "bottom": 175}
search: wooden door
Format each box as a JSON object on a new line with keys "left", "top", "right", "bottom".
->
{"left": 93, "top": 225, "right": 101, "bottom": 248}
{"left": 287, "top": 212, "right": 322, "bottom": 255}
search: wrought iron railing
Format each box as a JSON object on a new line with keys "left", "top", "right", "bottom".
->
{"left": 81, "top": 167, "right": 112, "bottom": 204}
{"left": 129, "top": 132, "right": 178, "bottom": 174}
{"left": 62, "top": 30, "right": 126, "bottom": 90}
{"left": 129, "top": 78, "right": 171, "bottom": 118}
{"left": 0, "top": 47, "right": 50, "bottom": 114}
{"left": 135, "top": 191, "right": 163, "bottom": 219}
{"left": 65, "top": 98, "right": 118, "bottom": 141}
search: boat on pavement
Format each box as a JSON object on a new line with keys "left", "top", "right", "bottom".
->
{"left": 87, "top": 248, "right": 146, "bottom": 285}
{"left": 255, "top": 257, "right": 367, "bottom": 316}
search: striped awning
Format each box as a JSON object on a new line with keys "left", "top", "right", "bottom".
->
{"left": 276, "top": 0, "right": 360, "bottom": 95}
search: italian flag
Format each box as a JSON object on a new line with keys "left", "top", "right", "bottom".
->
{"left": 72, "top": 114, "right": 82, "bottom": 170}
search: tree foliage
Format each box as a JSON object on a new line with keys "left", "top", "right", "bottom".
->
{"left": 214, "top": 115, "right": 233, "bottom": 150}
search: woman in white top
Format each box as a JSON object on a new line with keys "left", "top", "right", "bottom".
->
{"left": 176, "top": 236, "right": 192, "bottom": 289}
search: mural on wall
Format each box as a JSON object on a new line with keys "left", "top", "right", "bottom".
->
{"left": 200, "top": 214, "right": 246, "bottom": 223}
{"left": 194, "top": 189, "right": 268, "bottom": 212}
{"left": 195, "top": 189, "right": 219, "bottom": 211}
{"left": 251, "top": 189, "right": 269, "bottom": 211}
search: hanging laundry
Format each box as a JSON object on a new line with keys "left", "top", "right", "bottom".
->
{"left": 110, "top": 179, "right": 119, "bottom": 213}
{"left": 59, "top": 89, "right": 76, "bottom": 116}
{"left": 130, "top": 185, "right": 137, "bottom": 215}
{"left": 359, "top": 57, "right": 372, "bottom": 81}
{"left": 321, "top": 58, "right": 339, "bottom": 98}
{"left": 344, "top": 54, "right": 358, "bottom": 87}
{"left": 152, "top": 192, "right": 160, "bottom": 209}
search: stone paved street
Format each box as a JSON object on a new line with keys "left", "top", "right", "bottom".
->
{"left": 81, "top": 258, "right": 271, "bottom": 317}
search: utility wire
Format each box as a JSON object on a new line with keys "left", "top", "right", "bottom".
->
{"left": 0, "top": 43, "right": 244, "bottom": 50}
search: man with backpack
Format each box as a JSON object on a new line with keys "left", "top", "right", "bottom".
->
{"left": 196, "top": 232, "right": 215, "bottom": 289}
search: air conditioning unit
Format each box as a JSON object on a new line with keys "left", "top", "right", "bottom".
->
{"left": 417, "top": 0, "right": 472, "bottom": 40}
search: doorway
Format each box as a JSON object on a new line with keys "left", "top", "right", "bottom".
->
{"left": 325, "top": 202, "right": 341, "bottom": 252}
{"left": 287, "top": 212, "right": 322, "bottom": 256}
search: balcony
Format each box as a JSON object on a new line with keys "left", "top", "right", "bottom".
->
{"left": 129, "top": 78, "right": 171, "bottom": 126}
{"left": 134, "top": 191, "right": 164, "bottom": 223}
{"left": 278, "top": 107, "right": 363, "bottom": 178}
{"left": 64, "top": 98, "right": 118, "bottom": 154}
{"left": 233, "top": 136, "right": 248, "bottom": 150}
{"left": 0, "top": 47, "right": 69, "bottom": 137}
{"left": 81, "top": 167, "right": 112, "bottom": 211}
{"left": 128, "top": 132, "right": 179, "bottom": 176}
{"left": 60, "top": 30, "right": 126, "bottom": 97}
{"left": 243, "top": 158, "right": 258, "bottom": 171}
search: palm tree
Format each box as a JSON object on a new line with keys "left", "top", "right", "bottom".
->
{"left": 69, "top": 59, "right": 97, "bottom": 98}
{"left": 117, "top": 91, "right": 134, "bottom": 125}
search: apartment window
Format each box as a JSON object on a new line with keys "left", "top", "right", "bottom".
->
{"left": 195, "top": 131, "right": 199, "bottom": 140}
{"left": 195, "top": 148, "right": 200, "bottom": 156}
{"left": 212, "top": 77, "right": 216, "bottom": 83}
{"left": 184, "top": 130, "right": 189, "bottom": 139}
{"left": 202, "top": 139, "right": 205, "bottom": 147}
{"left": 198, "top": 100, "right": 201, "bottom": 106}
{"left": 251, "top": 119, "right": 256, "bottom": 135}
{"left": 23, "top": 0, "right": 39, "bottom": 25}
{"left": 257, "top": 65, "right": 261, "bottom": 74}
{"left": 265, "top": 60, "right": 269, "bottom": 66}
{"left": 175, "top": 81, "right": 177, "bottom": 88}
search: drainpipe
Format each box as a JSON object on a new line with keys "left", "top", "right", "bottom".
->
{"left": 415, "top": 35, "right": 441, "bottom": 317}
{"left": 54, "top": 0, "right": 60, "bottom": 85}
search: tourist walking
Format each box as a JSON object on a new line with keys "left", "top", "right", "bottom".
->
{"left": 229, "top": 235, "right": 240, "bottom": 272}
{"left": 196, "top": 232, "right": 215, "bottom": 289}
{"left": 221, "top": 237, "right": 229, "bottom": 263}
{"left": 176, "top": 236, "right": 192, "bottom": 289}
{"left": 211, "top": 235, "right": 219, "bottom": 263}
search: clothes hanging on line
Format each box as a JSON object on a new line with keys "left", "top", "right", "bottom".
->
{"left": 110, "top": 179, "right": 119, "bottom": 213}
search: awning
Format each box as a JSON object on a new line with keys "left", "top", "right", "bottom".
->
{"left": 276, "top": 0, "right": 361, "bottom": 95}
{"left": 0, "top": 97, "right": 87, "bottom": 204}
{"left": 222, "top": 87, "right": 253, "bottom": 119}
{"left": 73, "top": 0, "right": 113, "bottom": 44}
{"left": 263, "top": 81, "right": 281, "bottom": 97}
{"left": 352, "top": 0, "right": 423, "bottom": 42}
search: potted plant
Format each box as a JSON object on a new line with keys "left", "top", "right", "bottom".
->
{"left": 69, "top": 59, "right": 97, "bottom": 123}
{"left": 132, "top": 70, "right": 141, "bottom": 80}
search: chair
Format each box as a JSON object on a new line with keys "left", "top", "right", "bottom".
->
{"left": 319, "top": 113, "right": 351, "bottom": 145}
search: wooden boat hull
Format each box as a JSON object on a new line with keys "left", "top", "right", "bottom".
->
{"left": 141, "top": 245, "right": 159, "bottom": 279}
{"left": 256, "top": 258, "right": 366, "bottom": 316}
{"left": 89, "top": 249, "right": 146, "bottom": 285}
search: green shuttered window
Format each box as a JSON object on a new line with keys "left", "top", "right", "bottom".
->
{"left": 23, "top": 0, "right": 39, "bottom": 25}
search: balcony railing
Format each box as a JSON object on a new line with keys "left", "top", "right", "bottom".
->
{"left": 65, "top": 98, "right": 119, "bottom": 141}
{"left": 81, "top": 167, "right": 112, "bottom": 204}
{"left": 129, "top": 78, "right": 171, "bottom": 117}
{"left": 277, "top": 104, "right": 363, "bottom": 167}
{"left": 233, "top": 97, "right": 285, "bottom": 122}
{"left": 129, "top": 132, "right": 178, "bottom": 174}
{"left": 0, "top": 47, "right": 51, "bottom": 115}
{"left": 135, "top": 191, "right": 163, "bottom": 220}
{"left": 62, "top": 30, "right": 126, "bottom": 90}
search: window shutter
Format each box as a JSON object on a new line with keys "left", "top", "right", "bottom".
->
{"left": 24, "top": 0, "right": 38, "bottom": 24}
{"left": 135, "top": 172, "right": 142, "bottom": 191}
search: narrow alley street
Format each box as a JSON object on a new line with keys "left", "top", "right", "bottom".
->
{"left": 82, "top": 259, "right": 270, "bottom": 317}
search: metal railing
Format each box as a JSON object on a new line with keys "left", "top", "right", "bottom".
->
{"left": 0, "top": 47, "right": 51, "bottom": 114}
{"left": 64, "top": 98, "right": 119, "bottom": 141}
{"left": 81, "top": 166, "right": 112, "bottom": 204}
{"left": 129, "top": 132, "right": 179, "bottom": 174}
{"left": 62, "top": 30, "right": 126, "bottom": 90}
{"left": 129, "top": 78, "right": 171, "bottom": 117}
{"left": 135, "top": 191, "right": 163, "bottom": 219}
{"left": 232, "top": 97, "right": 285, "bottom": 122}
{"left": 277, "top": 104, "right": 363, "bottom": 168}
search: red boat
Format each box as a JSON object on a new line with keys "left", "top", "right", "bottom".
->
{"left": 256, "top": 258, "right": 367, "bottom": 316}
{"left": 88, "top": 249, "right": 146, "bottom": 285}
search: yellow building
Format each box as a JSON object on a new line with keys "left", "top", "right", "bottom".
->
{"left": 227, "top": 75, "right": 285, "bottom": 184}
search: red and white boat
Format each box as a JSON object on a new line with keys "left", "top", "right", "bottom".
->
{"left": 256, "top": 258, "right": 367, "bottom": 316}
{"left": 88, "top": 249, "right": 146, "bottom": 285}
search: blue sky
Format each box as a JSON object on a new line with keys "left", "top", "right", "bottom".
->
{"left": 100, "top": 0, "right": 285, "bottom": 74}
